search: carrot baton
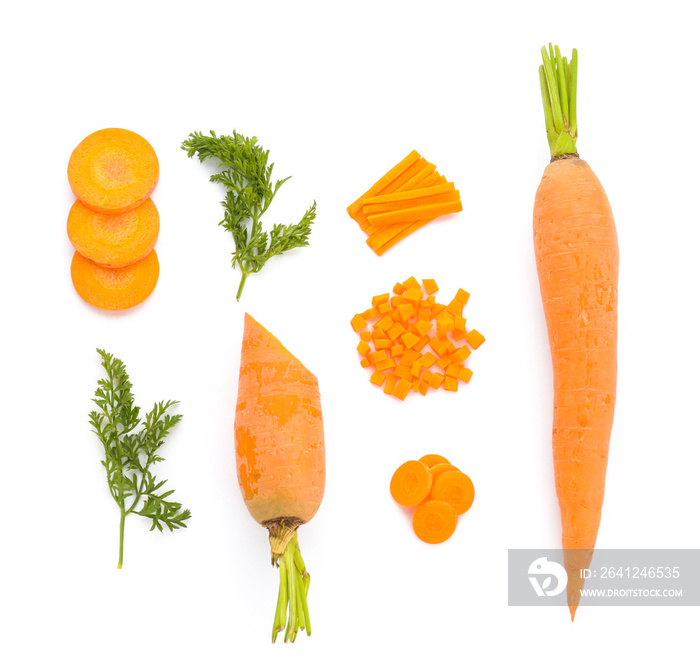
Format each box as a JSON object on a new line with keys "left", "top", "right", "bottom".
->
{"left": 234, "top": 314, "right": 325, "bottom": 642}
{"left": 533, "top": 44, "right": 619, "bottom": 621}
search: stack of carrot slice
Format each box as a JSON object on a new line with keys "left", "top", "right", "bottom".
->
{"left": 390, "top": 454, "right": 475, "bottom": 544}
{"left": 67, "top": 128, "right": 161, "bottom": 311}
{"left": 351, "top": 276, "right": 485, "bottom": 399}
{"left": 347, "top": 150, "right": 462, "bottom": 255}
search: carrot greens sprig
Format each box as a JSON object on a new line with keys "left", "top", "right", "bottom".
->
{"left": 181, "top": 130, "right": 316, "bottom": 300}
{"left": 539, "top": 44, "right": 578, "bottom": 158}
{"left": 89, "top": 349, "right": 190, "bottom": 568}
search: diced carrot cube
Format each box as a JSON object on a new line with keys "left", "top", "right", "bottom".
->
{"left": 394, "top": 364, "right": 412, "bottom": 380}
{"left": 429, "top": 337, "right": 447, "bottom": 356}
{"left": 357, "top": 340, "right": 371, "bottom": 356}
{"left": 458, "top": 366, "right": 473, "bottom": 383}
{"left": 446, "top": 298, "right": 463, "bottom": 317}
{"left": 414, "top": 319, "right": 432, "bottom": 337}
{"left": 443, "top": 376, "right": 459, "bottom": 392}
{"left": 368, "top": 349, "right": 388, "bottom": 365}
{"left": 428, "top": 372, "right": 444, "bottom": 389}
{"left": 441, "top": 340, "right": 456, "bottom": 355}
{"left": 374, "top": 338, "right": 392, "bottom": 350}
{"left": 400, "top": 331, "right": 421, "bottom": 349}
{"left": 454, "top": 315, "right": 467, "bottom": 332}
{"left": 422, "top": 295, "right": 436, "bottom": 307}
{"left": 378, "top": 301, "right": 392, "bottom": 314}
{"left": 360, "top": 330, "right": 371, "bottom": 341}
{"left": 376, "top": 358, "right": 397, "bottom": 371}
{"left": 400, "top": 348, "right": 421, "bottom": 366}
{"left": 403, "top": 288, "right": 423, "bottom": 304}
{"left": 376, "top": 314, "right": 394, "bottom": 331}
{"left": 397, "top": 303, "right": 414, "bottom": 323}
{"left": 419, "top": 352, "right": 438, "bottom": 368}
{"left": 372, "top": 293, "right": 390, "bottom": 306}
{"left": 455, "top": 288, "right": 470, "bottom": 304}
{"left": 417, "top": 308, "right": 431, "bottom": 322}
{"left": 445, "top": 363, "right": 461, "bottom": 378}
{"left": 390, "top": 295, "right": 403, "bottom": 308}
{"left": 384, "top": 372, "right": 398, "bottom": 395}
{"left": 414, "top": 336, "right": 430, "bottom": 351}
{"left": 466, "top": 329, "right": 485, "bottom": 349}
{"left": 450, "top": 345, "right": 471, "bottom": 363}
{"left": 422, "top": 278, "right": 439, "bottom": 294}
{"left": 412, "top": 378, "right": 421, "bottom": 393}
{"left": 437, "top": 355, "right": 451, "bottom": 370}
{"left": 392, "top": 377, "right": 412, "bottom": 400}
{"left": 391, "top": 345, "right": 405, "bottom": 357}
{"left": 452, "top": 328, "right": 466, "bottom": 341}
{"left": 370, "top": 370, "right": 386, "bottom": 386}
{"left": 403, "top": 276, "right": 421, "bottom": 291}
{"left": 371, "top": 328, "right": 387, "bottom": 340}
{"left": 430, "top": 303, "right": 447, "bottom": 319}
{"left": 410, "top": 361, "right": 422, "bottom": 378}
{"left": 362, "top": 307, "right": 380, "bottom": 320}
{"left": 351, "top": 314, "right": 367, "bottom": 331}
{"left": 393, "top": 282, "right": 406, "bottom": 296}
{"left": 387, "top": 322, "right": 406, "bottom": 341}
{"left": 360, "top": 357, "right": 371, "bottom": 368}
{"left": 419, "top": 380, "right": 430, "bottom": 395}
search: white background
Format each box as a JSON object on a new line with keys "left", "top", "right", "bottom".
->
{"left": 1, "top": 0, "right": 698, "bottom": 661}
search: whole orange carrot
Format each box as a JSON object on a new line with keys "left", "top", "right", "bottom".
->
{"left": 533, "top": 44, "right": 619, "bottom": 620}
{"left": 234, "top": 314, "right": 325, "bottom": 642}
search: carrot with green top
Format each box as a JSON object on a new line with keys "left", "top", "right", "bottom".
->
{"left": 534, "top": 44, "right": 619, "bottom": 621}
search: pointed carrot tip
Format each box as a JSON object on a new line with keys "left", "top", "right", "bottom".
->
{"left": 569, "top": 605, "right": 577, "bottom": 622}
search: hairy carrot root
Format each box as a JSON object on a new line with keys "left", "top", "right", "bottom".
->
{"left": 67, "top": 198, "right": 160, "bottom": 268}
{"left": 71, "top": 249, "right": 159, "bottom": 311}
{"left": 68, "top": 128, "right": 159, "bottom": 214}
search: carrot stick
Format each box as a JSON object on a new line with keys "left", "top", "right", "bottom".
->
{"left": 70, "top": 249, "right": 159, "bottom": 311}
{"left": 362, "top": 182, "right": 456, "bottom": 207}
{"left": 67, "top": 197, "right": 160, "bottom": 268}
{"left": 67, "top": 128, "right": 159, "bottom": 214}
{"left": 234, "top": 314, "right": 325, "bottom": 642}
{"left": 363, "top": 191, "right": 461, "bottom": 216}
{"left": 535, "top": 44, "right": 618, "bottom": 621}
{"left": 347, "top": 150, "right": 420, "bottom": 220}
{"left": 367, "top": 199, "right": 463, "bottom": 226}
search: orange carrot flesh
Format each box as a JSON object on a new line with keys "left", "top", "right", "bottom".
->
{"left": 68, "top": 128, "right": 159, "bottom": 214}
{"left": 70, "top": 249, "right": 159, "bottom": 311}
{"left": 367, "top": 199, "right": 463, "bottom": 226}
{"left": 361, "top": 182, "right": 456, "bottom": 207}
{"left": 363, "top": 191, "right": 461, "bottom": 217}
{"left": 234, "top": 314, "right": 325, "bottom": 643}
{"left": 418, "top": 454, "right": 450, "bottom": 468}
{"left": 429, "top": 463, "right": 460, "bottom": 479}
{"left": 412, "top": 500, "right": 458, "bottom": 544}
{"left": 536, "top": 45, "right": 618, "bottom": 621}
{"left": 390, "top": 460, "right": 432, "bottom": 506}
{"left": 429, "top": 470, "right": 475, "bottom": 515}
{"left": 67, "top": 197, "right": 160, "bottom": 268}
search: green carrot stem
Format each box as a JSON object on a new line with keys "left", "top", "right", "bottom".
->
{"left": 539, "top": 43, "right": 578, "bottom": 158}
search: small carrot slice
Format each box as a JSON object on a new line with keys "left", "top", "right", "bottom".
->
{"left": 67, "top": 198, "right": 160, "bottom": 268}
{"left": 412, "top": 500, "right": 458, "bottom": 544}
{"left": 429, "top": 463, "right": 460, "bottom": 479}
{"left": 71, "top": 249, "right": 159, "bottom": 311}
{"left": 418, "top": 454, "right": 450, "bottom": 467}
{"left": 390, "top": 460, "right": 432, "bottom": 506}
{"left": 430, "top": 470, "right": 475, "bottom": 515}
{"left": 68, "top": 128, "right": 159, "bottom": 214}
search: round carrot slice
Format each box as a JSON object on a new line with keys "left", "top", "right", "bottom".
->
{"left": 67, "top": 198, "right": 160, "bottom": 268}
{"left": 429, "top": 463, "right": 459, "bottom": 480}
{"left": 68, "top": 128, "right": 159, "bottom": 214}
{"left": 412, "top": 500, "right": 458, "bottom": 544}
{"left": 71, "top": 249, "right": 159, "bottom": 311}
{"left": 418, "top": 454, "right": 450, "bottom": 468}
{"left": 430, "top": 470, "right": 475, "bottom": 515}
{"left": 390, "top": 460, "right": 432, "bottom": 507}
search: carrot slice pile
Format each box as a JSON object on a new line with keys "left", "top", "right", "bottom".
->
{"left": 390, "top": 455, "right": 475, "bottom": 543}
{"left": 347, "top": 151, "right": 462, "bottom": 255}
{"left": 351, "top": 276, "right": 485, "bottom": 399}
{"left": 66, "top": 128, "right": 161, "bottom": 310}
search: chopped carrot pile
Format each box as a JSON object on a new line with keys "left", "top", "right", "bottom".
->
{"left": 347, "top": 151, "right": 462, "bottom": 255}
{"left": 390, "top": 454, "right": 475, "bottom": 544}
{"left": 351, "top": 277, "right": 484, "bottom": 399}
